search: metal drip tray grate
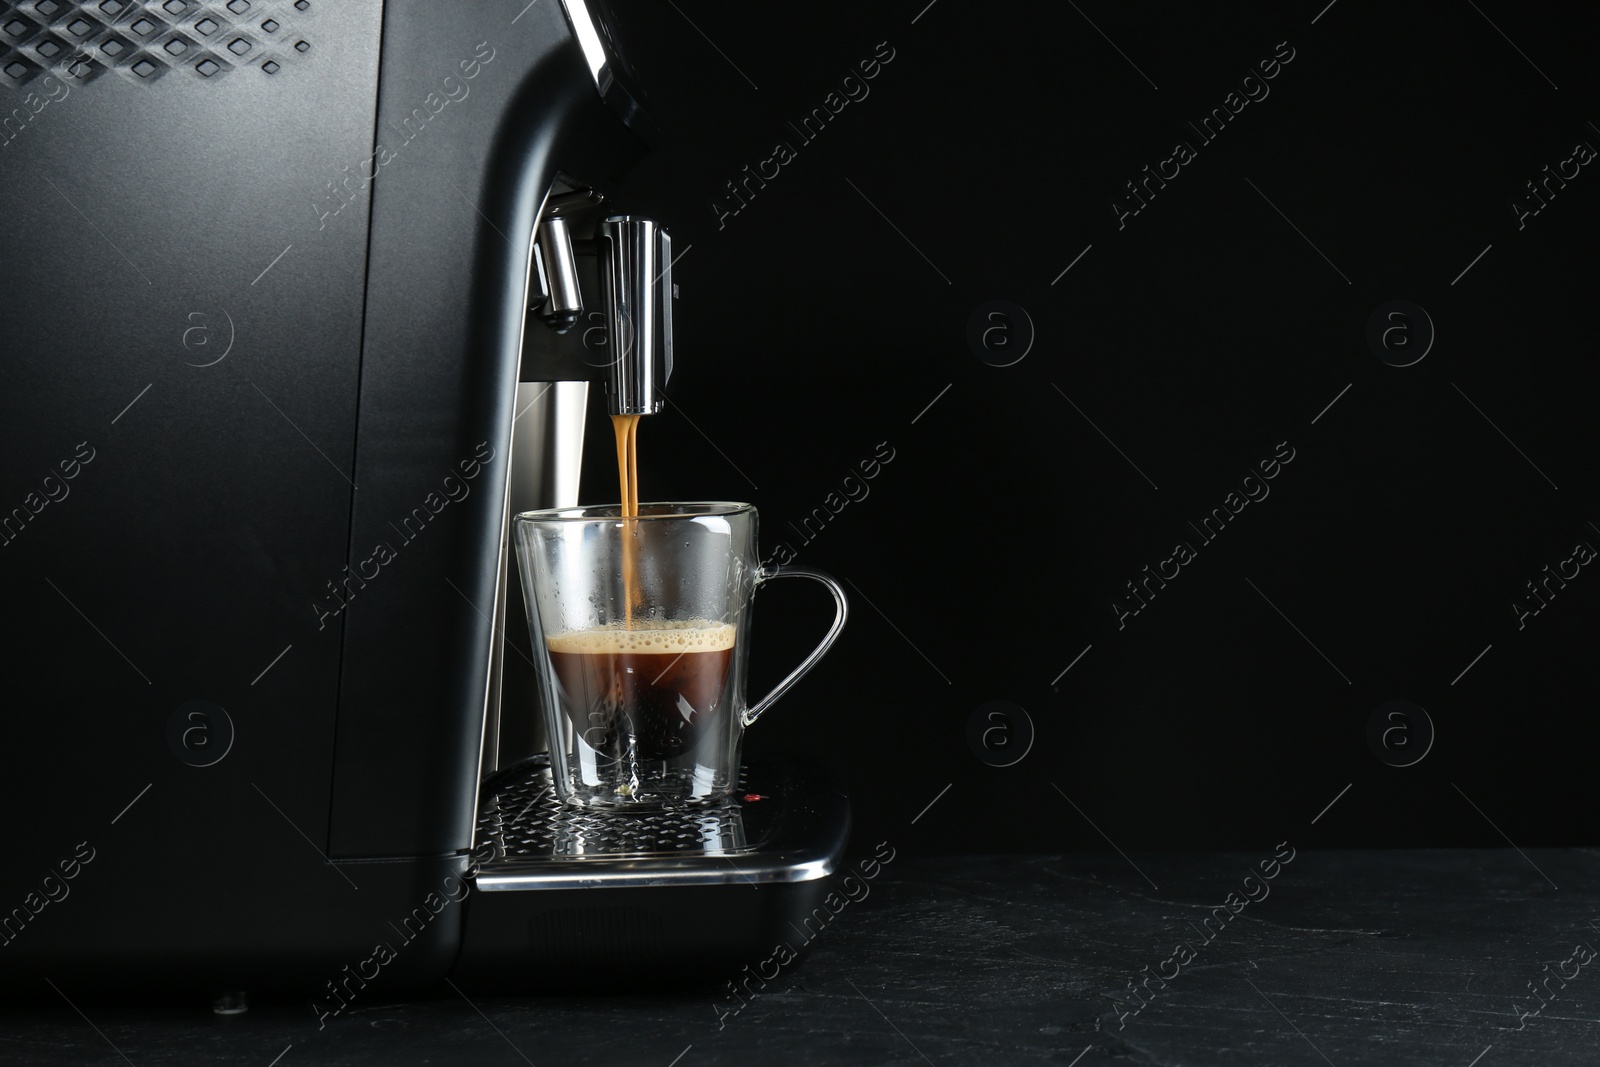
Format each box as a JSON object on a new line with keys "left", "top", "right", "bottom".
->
{"left": 469, "top": 755, "right": 846, "bottom": 890}
{"left": 476, "top": 760, "right": 763, "bottom": 858}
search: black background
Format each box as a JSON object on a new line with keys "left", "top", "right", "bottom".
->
{"left": 585, "top": 0, "right": 1600, "bottom": 854}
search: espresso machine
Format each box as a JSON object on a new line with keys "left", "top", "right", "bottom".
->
{"left": 0, "top": 0, "right": 846, "bottom": 999}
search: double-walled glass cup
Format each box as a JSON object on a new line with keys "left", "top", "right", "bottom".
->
{"left": 513, "top": 502, "right": 847, "bottom": 808}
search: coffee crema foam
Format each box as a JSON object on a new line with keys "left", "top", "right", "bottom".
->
{"left": 547, "top": 621, "right": 736, "bottom": 654}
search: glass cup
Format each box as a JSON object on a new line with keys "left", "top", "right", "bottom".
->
{"left": 513, "top": 502, "right": 847, "bottom": 808}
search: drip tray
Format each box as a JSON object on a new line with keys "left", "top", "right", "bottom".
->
{"left": 453, "top": 754, "right": 851, "bottom": 989}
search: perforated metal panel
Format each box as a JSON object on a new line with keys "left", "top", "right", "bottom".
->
{"left": 0, "top": 0, "right": 315, "bottom": 86}
{"left": 470, "top": 756, "right": 848, "bottom": 889}
{"left": 474, "top": 758, "right": 763, "bottom": 861}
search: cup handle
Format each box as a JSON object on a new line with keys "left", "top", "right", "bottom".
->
{"left": 741, "top": 566, "right": 849, "bottom": 727}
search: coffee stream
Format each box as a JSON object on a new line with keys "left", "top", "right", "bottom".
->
{"left": 611, "top": 413, "right": 641, "bottom": 628}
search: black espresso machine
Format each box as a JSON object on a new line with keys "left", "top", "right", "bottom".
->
{"left": 0, "top": 0, "right": 847, "bottom": 1000}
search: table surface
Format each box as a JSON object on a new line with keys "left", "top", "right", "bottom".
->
{"left": 3, "top": 848, "right": 1595, "bottom": 1066}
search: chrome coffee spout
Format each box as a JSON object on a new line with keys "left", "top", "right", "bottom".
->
{"left": 525, "top": 206, "right": 675, "bottom": 414}
{"left": 597, "top": 216, "right": 674, "bottom": 416}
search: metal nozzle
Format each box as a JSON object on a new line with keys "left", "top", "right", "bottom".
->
{"left": 532, "top": 215, "right": 583, "bottom": 333}
{"left": 596, "top": 216, "right": 673, "bottom": 416}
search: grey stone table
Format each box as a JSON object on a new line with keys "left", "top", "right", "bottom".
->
{"left": 3, "top": 849, "right": 1595, "bottom": 1066}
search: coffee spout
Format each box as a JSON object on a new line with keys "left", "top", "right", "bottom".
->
{"left": 596, "top": 216, "right": 674, "bottom": 416}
